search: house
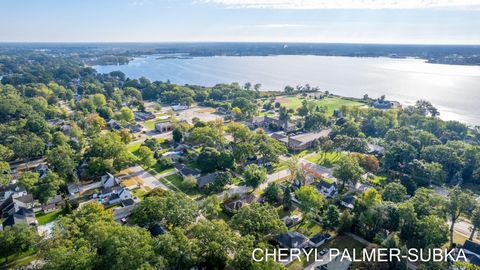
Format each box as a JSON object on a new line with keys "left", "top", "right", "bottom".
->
{"left": 373, "top": 99, "right": 392, "bottom": 109}
{"left": 316, "top": 180, "right": 338, "bottom": 198}
{"left": 134, "top": 111, "right": 155, "bottom": 121}
{"left": 2, "top": 208, "right": 37, "bottom": 228}
{"left": 171, "top": 104, "right": 189, "bottom": 111}
{"left": 249, "top": 116, "right": 296, "bottom": 133}
{"left": 155, "top": 121, "right": 173, "bottom": 133}
{"left": 341, "top": 195, "right": 356, "bottom": 210}
{"left": 41, "top": 195, "right": 64, "bottom": 213}
{"left": 317, "top": 255, "right": 352, "bottom": 270}
{"left": 162, "top": 151, "right": 183, "bottom": 161}
{"left": 174, "top": 164, "right": 201, "bottom": 178}
{"left": 101, "top": 173, "right": 120, "bottom": 188}
{"left": 460, "top": 240, "right": 480, "bottom": 267}
{"left": 272, "top": 232, "right": 314, "bottom": 249}
{"left": 223, "top": 194, "right": 256, "bottom": 212}
{"left": 286, "top": 129, "right": 331, "bottom": 151}
{"left": 1, "top": 194, "right": 34, "bottom": 217}
{"left": 128, "top": 124, "right": 143, "bottom": 133}
{"left": 281, "top": 215, "right": 302, "bottom": 228}
{"left": 107, "top": 119, "right": 122, "bottom": 130}
{"left": 310, "top": 233, "right": 331, "bottom": 247}
{"left": 196, "top": 172, "right": 218, "bottom": 188}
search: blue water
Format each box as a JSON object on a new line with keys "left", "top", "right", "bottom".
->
{"left": 94, "top": 55, "right": 480, "bottom": 126}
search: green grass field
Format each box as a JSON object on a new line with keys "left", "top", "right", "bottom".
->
{"left": 275, "top": 96, "right": 364, "bottom": 114}
{"left": 35, "top": 209, "right": 65, "bottom": 225}
{"left": 304, "top": 151, "right": 345, "bottom": 168}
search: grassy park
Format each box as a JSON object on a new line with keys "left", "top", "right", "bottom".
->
{"left": 273, "top": 96, "right": 364, "bottom": 114}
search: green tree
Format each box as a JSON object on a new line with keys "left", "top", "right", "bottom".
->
{"left": 469, "top": 205, "right": 480, "bottom": 240}
{"left": 130, "top": 191, "right": 197, "bottom": 229}
{"left": 323, "top": 205, "right": 340, "bottom": 229}
{"left": 0, "top": 224, "right": 40, "bottom": 263}
{"left": 18, "top": 171, "right": 39, "bottom": 192}
{"left": 116, "top": 107, "right": 134, "bottom": 123}
{"left": 230, "top": 203, "right": 287, "bottom": 240}
{"left": 283, "top": 186, "right": 293, "bottom": 210}
{"left": 201, "top": 195, "right": 222, "bottom": 218}
{"left": 46, "top": 144, "right": 77, "bottom": 179}
{"left": 155, "top": 228, "right": 198, "bottom": 270}
{"left": 137, "top": 146, "right": 157, "bottom": 168}
{"left": 263, "top": 182, "right": 282, "bottom": 204}
{"left": 0, "top": 161, "right": 12, "bottom": 186}
{"left": 243, "top": 164, "right": 267, "bottom": 189}
{"left": 416, "top": 215, "right": 449, "bottom": 248}
{"left": 445, "top": 187, "right": 474, "bottom": 246}
{"left": 333, "top": 155, "right": 364, "bottom": 188}
{"left": 35, "top": 172, "right": 64, "bottom": 203}
{"left": 190, "top": 220, "right": 238, "bottom": 269}
{"left": 382, "top": 182, "right": 407, "bottom": 203}
{"left": 295, "top": 185, "right": 324, "bottom": 220}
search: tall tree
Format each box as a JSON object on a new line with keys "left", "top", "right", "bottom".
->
{"left": 230, "top": 203, "right": 287, "bottom": 240}
{"left": 243, "top": 164, "right": 267, "bottom": 189}
{"left": 333, "top": 155, "right": 364, "bottom": 188}
{"left": 445, "top": 187, "right": 474, "bottom": 246}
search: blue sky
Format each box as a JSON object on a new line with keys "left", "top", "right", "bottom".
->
{"left": 1, "top": 0, "right": 479, "bottom": 44}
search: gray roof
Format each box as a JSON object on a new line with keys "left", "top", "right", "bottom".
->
{"left": 273, "top": 232, "right": 314, "bottom": 249}
{"left": 197, "top": 172, "right": 218, "bottom": 188}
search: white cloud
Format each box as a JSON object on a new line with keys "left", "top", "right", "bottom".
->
{"left": 199, "top": 0, "right": 480, "bottom": 9}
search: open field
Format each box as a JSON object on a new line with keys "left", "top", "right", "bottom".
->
{"left": 304, "top": 151, "right": 345, "bottom": 168}
{"left": 274, "top": 96, "right": 364, "bottom": 114}
{"left": 35, "top": 209, "right": 65, "bottom": 225}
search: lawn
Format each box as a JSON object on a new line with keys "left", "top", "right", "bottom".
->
{"left": 163, "top": 173, "right": 205, "bottom": 199}
{"left": 132, "top": 188, "right": 147, "bottom": 200}
{"left": 290, "top": 220, "right": 323, "bottom": 238}
{"left": 127, "top": 140, "right": 143, "bottom": 152}
{"left": 35, "top": 209, "right": 65, "bottom": 225}
{"left": 276, "top": 96, "right": 364, "bottom": 115}
{"left": 305, "top": 151, "right": 345, "bottom": 168}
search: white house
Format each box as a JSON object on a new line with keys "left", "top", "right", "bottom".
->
{"left": 101, "top": 173, "right": 119, "bottom": 188}
{"left": 316, "top": 180, "right": 338, "bottom": 198}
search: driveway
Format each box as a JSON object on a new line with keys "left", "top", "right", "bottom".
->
{"left": 119, "top": 165, "right": 169, "bottom": 191}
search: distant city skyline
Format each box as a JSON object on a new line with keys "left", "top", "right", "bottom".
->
{"left": 1, "top": 0, "right": 479, "bottom": 44}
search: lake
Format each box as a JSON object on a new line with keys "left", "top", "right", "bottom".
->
{"left": 94, "top": 55, "right": 480, "bottom": 126}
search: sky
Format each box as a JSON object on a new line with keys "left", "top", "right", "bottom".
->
{"left": 1, "top": 0, "right": 480, "bottom": 44}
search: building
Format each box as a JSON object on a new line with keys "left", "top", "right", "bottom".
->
{"left": 249, "top": 116, "right": 296, "bottom": 133}
{"left": 174, "top": 164, "right": 201, "bottom": 178}
{"left": 223, "top": 194, "right": 256, "bottom": 212}
{"left": 41, "top": 195, "right": 65, "bottom": 213}
{"left": 107, "top": 119, "right": 122, "bottom": 130}
{"left": 155, "top": 121, "right": 173, "bottom": 133}
{"left": 0, "top": 194, "right": 34, "bottom": 217}
{"left": 310, "top": 233, "right": 331, "bottom": 248}
{"left": 316, "top": 180, "right": 338, "bottom": 198}
{"left": 272, "top": 232, "right": 314, "bottom": 249}
{"left": 286, "top": 129, "right": 331, "bottom": 151}
{"left": 171, "top": 104, "right": 189, "bottom": 111}
{"left": 134, "top": 111, "right": 155, "bottom": 121}
{"left": 101, "top": 173, "right": 120, "bottom": 188}
{"left": 340, "top": 195, "right": 356, "bottom": 209}
{"left": 2, "top": 208, "right": 37, "bottom": 228}
{"left": 196, "top": 172, "right": 218, "bottom": 188}
{"left": 281, "top": 215, "right": 302, "bottom": 228}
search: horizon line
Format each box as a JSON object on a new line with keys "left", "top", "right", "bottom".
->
{"left": 1, "top": 41, "right": 480, "bottom": 46}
